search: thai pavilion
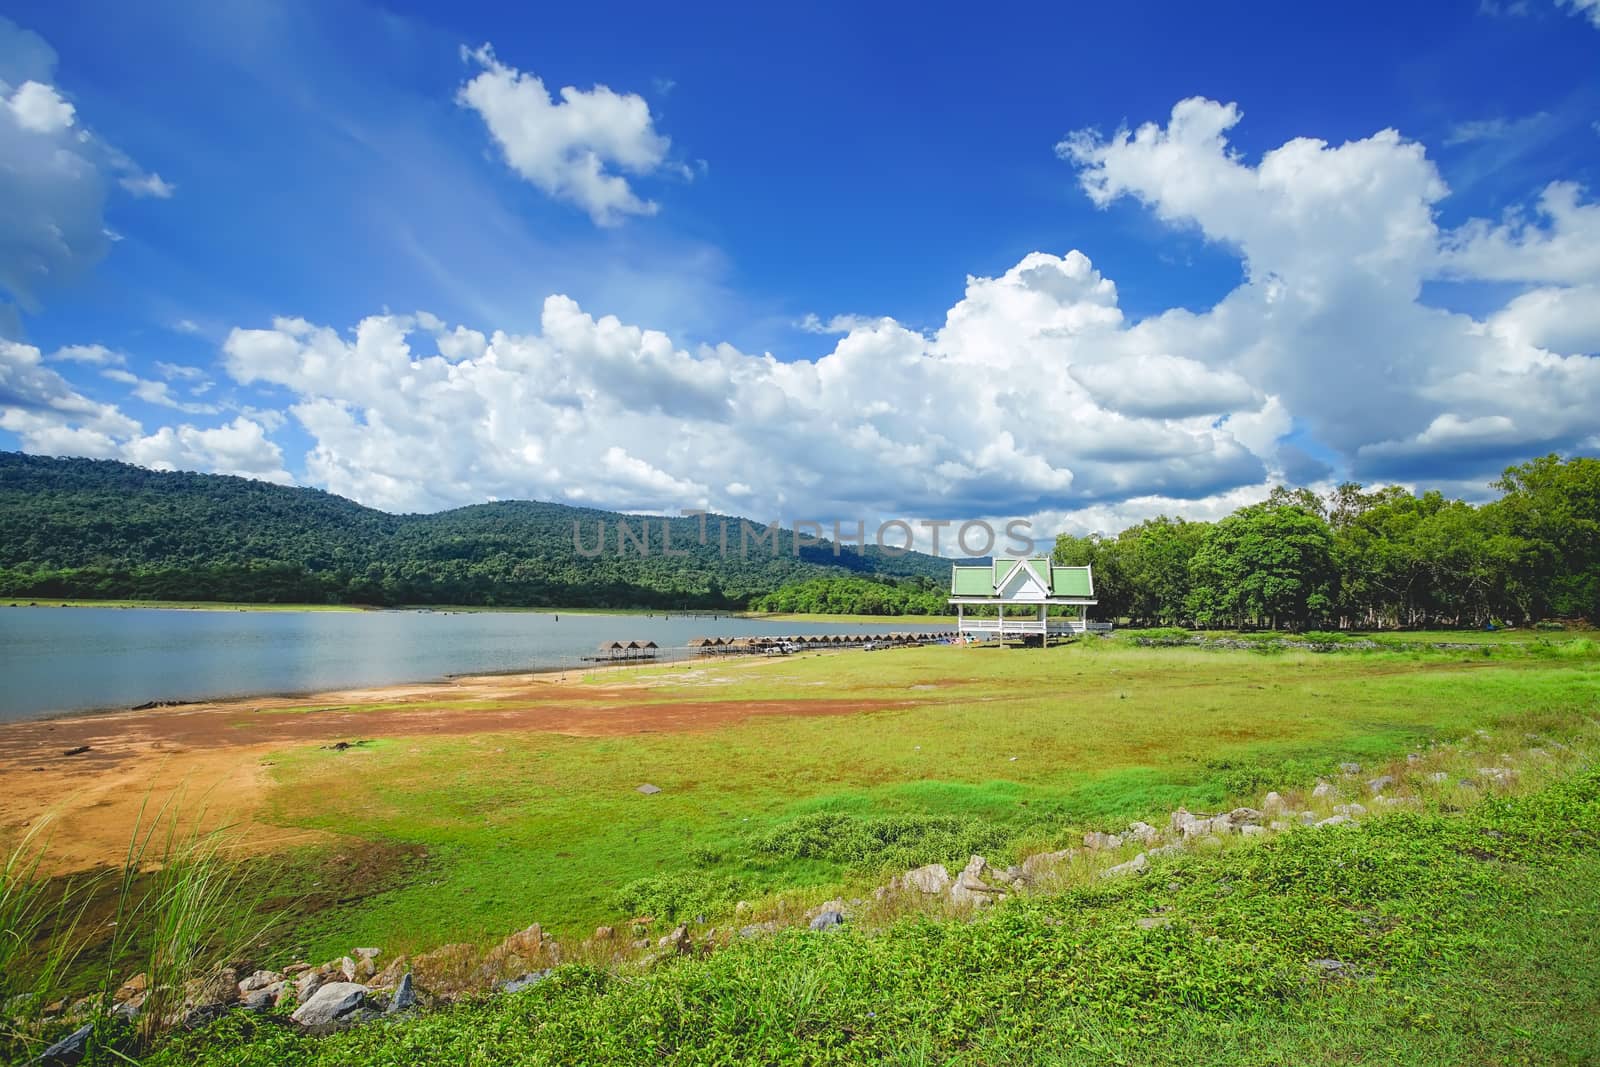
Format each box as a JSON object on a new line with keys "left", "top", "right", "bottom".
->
{"left": 948, "top": 557, "right": 1099, "bottom": 642}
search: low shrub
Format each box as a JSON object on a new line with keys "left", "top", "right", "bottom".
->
{"left": 744, "top": 812, "right": 1012, "bottom": 873}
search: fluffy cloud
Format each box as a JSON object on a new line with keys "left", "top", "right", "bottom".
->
{"left": 1438, "top": 181, "right": 1600, "bottom": 284}
{"left": 0, "top": 338, "right": 287, "bottom": 481}
{"left": 1061, "top": 97, "right": 1600, "bottom": 487}
{"left": 216, "top": 247, "right": 1272, "bottom": 518}
{"left": 457, "top": 44, "right": 677, "bottom": 226}
{"left": 13, "top": 95, "right": 1599, "bottom": 539}
{"left": 123, "top": 417, "right": 291, "bottom": 483}
{"left": 0, "top": 16, "right": 172, "bottom": 325}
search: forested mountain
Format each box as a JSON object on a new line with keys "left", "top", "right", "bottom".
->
{"left": 1054, "top": 455, "right": 1600, "bottom": 629}
{"left": 0, "top": 453, "right": 950, "bottom": 608}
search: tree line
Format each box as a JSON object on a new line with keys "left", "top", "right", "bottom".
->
{"left": 0, "top": 453, "right": 947, "bottom": 608}
{"left": 1053, "top": 455, "right": 1599, "bottom": 630}
{"left": 748, "top": 575, "right": 950, "bottom": 616}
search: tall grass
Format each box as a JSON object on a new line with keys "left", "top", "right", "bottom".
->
{"left": 2, "top": 794, "right": 282, "bottom": 1060}
{"left": 103, "top": 793, "right": 282, "bottom": 1043}
{"left": 0, "top": 818, "right": 95, "bottom": 1055}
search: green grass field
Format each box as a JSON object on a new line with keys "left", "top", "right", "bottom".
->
{"left": 256, "top": 633, "right": 1600, "bottom": 964}
{"left": 149, "top": 762, "right": 1600, "bottom": 1065}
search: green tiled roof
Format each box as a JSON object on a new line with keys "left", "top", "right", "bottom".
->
{"left": 1050, "top": 566, "right": 1094, "bottom": 598}
{"left": 951, "top": 565, "right": 994, "bottom": 596}
{"left": 951, "top": 558, "right": 1095, "bottom": 599}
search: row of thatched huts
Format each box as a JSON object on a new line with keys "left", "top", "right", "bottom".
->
{"left": 689, "top": 632, "right": 951, "bottom": 655}
{"left": 587, "top": 640, "right": 660, "bottom": 661}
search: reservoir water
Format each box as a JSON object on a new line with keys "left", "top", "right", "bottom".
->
{"left": 0, "top": 606, "right": 945, "bottom": 722}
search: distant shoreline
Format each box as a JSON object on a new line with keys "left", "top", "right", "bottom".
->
{"left": 1, "top": 599, "right": 954, "bottom": 622}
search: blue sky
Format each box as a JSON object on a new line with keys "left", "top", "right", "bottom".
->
{"left": 2, "top": 0, "right": 1598, "bottom": 536}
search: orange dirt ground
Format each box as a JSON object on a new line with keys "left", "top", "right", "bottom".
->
{"left": 0, "top": 663, "right": 904, "bottom": 873}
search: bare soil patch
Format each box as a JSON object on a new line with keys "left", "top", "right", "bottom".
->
{"left": 0, "top": 669, "right": 907, "bottom": 872}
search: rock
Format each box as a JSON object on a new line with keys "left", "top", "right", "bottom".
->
{"left": 1145, "top": 844, "right": 1183, "bottom": 858}
{"left": 1126, "top": 821, "right": 1160, "bottom": 844}
{"left": 1262, "top": 791, "right": 1285, "bottom": 812}
{"left": 1241, "top": 824, "right": 1268, "bottom": 837}
{"left": 336, "top": 956, "right": 358, "bottom": 982}
{"left": 239, "top": 969, "right": 282, "bottom": 994}
{"left": 1101, "top": 852, "right": 1148, "bottom": 879}
{"left": 1406, "top": 753, "right": 1421, "bottom": 764}
{"left": 242, "top": 984, "right": 283, "bottom": 1013}
{"left": 738, "top": 922, "right": 780, "bottom": 938}
{"left": 35, "top": 1022, "right": 92, "bottom": 1065}
{"left": 1366, "top": 775, "right": 1395, "bottom": 795}
{"left": 1312, "top": 782, "right": 1335, "bottom": 798}
{"left": 1018, "top": 850, "right": 1074, "bottom": 881}
{"left": 354, "top": 947, "right": 381, "bottom": 961}
{"left": 283, "top": 962, "right": 311, "bottom": 976}
{"left": 1082, "top": 831, "right": 1123, "bottom": 850}
{"left": 809, "top": 910, "right": 845, "bottom": 931}
{"left": 1338, "top": 762, "right": 1362, "bottom": 774}
{"left": 114, "top": 973, "right": 148, "bottom": 1003}
{"left": 1429, "top": 771, "right": 1450, "bottom": 783}
{"left": 1314, "top": 814, "right": 1354, "bottom": 828}
{"left": 182, "top": 1003, "right": 231, "bottom": 1030}
{"left": 995, "top": 865, "right": 1026, "bottom": 886}
{"left": 1180, "top": 818, "right": 1215, "bottom": 839}
{"left": 386, "top": 973, "right": 416, "bottom": 1014}
{"left": 295, "top": 970, "right": 326, "bottom": 1002}
{"left": 636, "top": 784, "right": 662, "bottom": 795}
{"left": 1228, "top": 808, "right": 1264, "bottom": 827}
{"left": 1269, "top": 819, "right": 1291, "bottom": 831}
{"left": 1135, "top": 916, "right": 1171, "bottom": 930}
{"left": 949, "top": 855, "right": 1004, "bottom": 907}
{"left": 290, "top": 982, "right": 368, "bottom": 1028}
{"left": 184, "top": 966, "right": 239, "bottom": 1010}
{"left": 369, "top": 956, "right": 410, "bottom": 990}
{"left": 1298, "top": 810, "right": 1317, "bottom": 825}
{"left": 807, "top": 899, "right": 846, "bottom": 919}
{"left": 1333, "top": 803, "right": 1367, "bottom": 817}
{"left": 1307, "top": 957, "right": 1367, "bottom": 980}
{"left": 593, "top": 926, "right": 614, "bottom": 940}
{"left": 1168, "top": 807, "right": 1195, "bottom": 831}
{"left": 498, "top": 971, "right": 552, "bottom": 994}
{"left": 496, "top": 923, "right": 546, "bottom": 962}
{"left": 900, "top": 863, "right": 952, "bottom": 894}
{"left": 657, "top": 924, "right": 691, "bottom": 954}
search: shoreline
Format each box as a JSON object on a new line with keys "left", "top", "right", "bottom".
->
{"left": 3, "top": 600, "right": 961, "bottom": 625}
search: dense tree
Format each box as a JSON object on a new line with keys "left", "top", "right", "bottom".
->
{"left": 0, "top": 453, "right": 948, "bottom": 609}
{"left": 1051, "top": 534, "right": 1132, "bottom": 620}
{"left": 1186, "top": 504, "right": 1336, "bottom": 630}
{"left": 749, "top": 576, "right": 948, "bottom": 616}
{"left": 1050, "top": 454, "right": 1598, "bottom": 629}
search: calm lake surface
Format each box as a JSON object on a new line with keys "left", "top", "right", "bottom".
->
{"left": 0, "top": 607, "right": 947, "bottom": 722}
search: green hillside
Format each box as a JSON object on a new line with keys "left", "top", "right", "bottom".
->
{"left": 0, "top": 453, "right": 952, "bottom": 608}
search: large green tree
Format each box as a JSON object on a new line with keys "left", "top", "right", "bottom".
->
{"left": 1187, "top": 504, "right": 1337, "bottom": 630}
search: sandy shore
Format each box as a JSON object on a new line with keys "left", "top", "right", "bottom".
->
{"left": 0, "top": 655, "right": 894, "bottom": 873}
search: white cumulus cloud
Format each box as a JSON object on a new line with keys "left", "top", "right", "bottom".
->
{"left": 457, "top": 44, "right": 677, "bottom": 226}
{"left": 0, "top": 16, "right": 173, "bottom": 325}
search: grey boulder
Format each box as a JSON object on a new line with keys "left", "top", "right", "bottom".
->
{"left": 290, "top": 982, "right": 368, "bottom": 1028}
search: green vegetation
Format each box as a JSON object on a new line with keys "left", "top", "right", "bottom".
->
{"left": 749, "top": 575, "right": 950, "bottom": 615}
{"left": 145, "top": 768, "right": 1600, "bottom": 1065}
{"left": 1057, "top": 453, "right": 1600, "bottom": 628}
{"left": 237, "top": 634, "right": 1598, "bottom": 958}
{"left": 0, "top": 453, "right": 947, "bottom": 608}
{"left": 6, "top": 634, "right": 1600, "bottom": 1062}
